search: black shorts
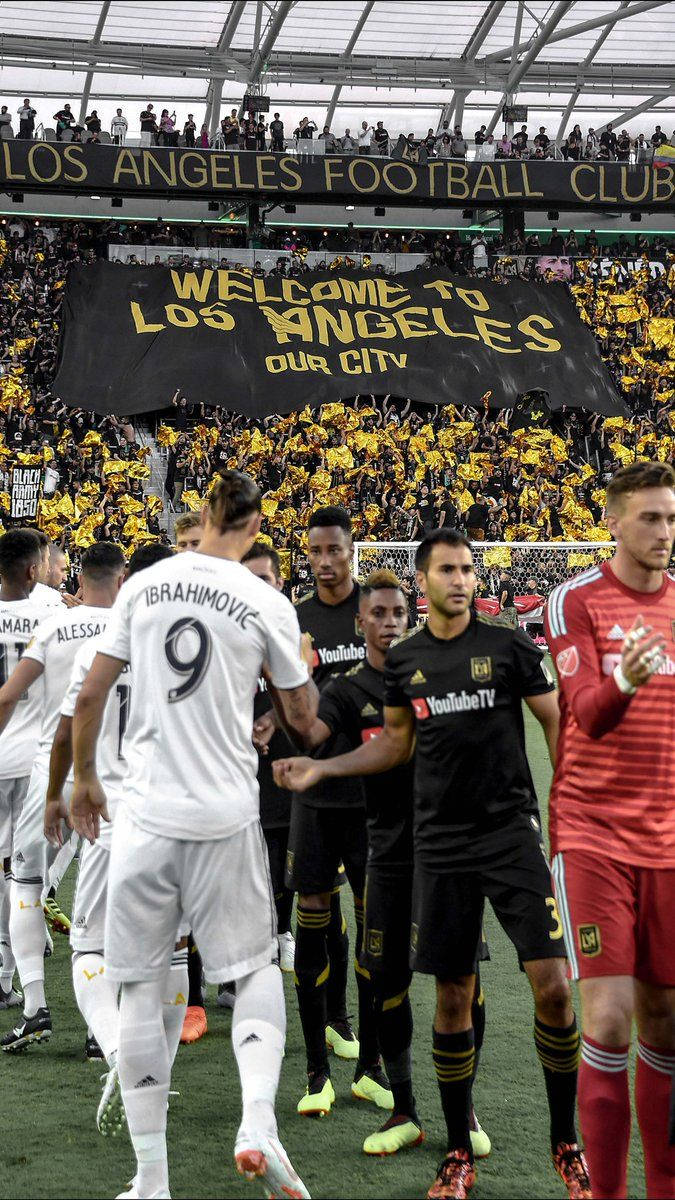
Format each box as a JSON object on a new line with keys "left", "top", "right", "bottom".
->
{"left": 362, "top": 865, "right": 414, "bottom": 980}
{"left": 411, "top": 820, "right": 564, "bottom": 977}
{"left": 286, "top": 800, "right": 367, "bottom": 897}
{"left": 262, "top": 824, "right": 290, "bottom": 898}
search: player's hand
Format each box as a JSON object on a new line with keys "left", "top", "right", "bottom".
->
{"left": 273, "top": 757, "right": 323, "bottom": 792}
{"left": 62, "top": 589, "right": 83, "bottom": 609}
{"left": 300, "top": 633, "right": 315, "bottom": 674}
{"left": 70, "top": 777, "right": 110, "bottom": 844}
{"left": 252, "top": 711, "right": 276, "bottom": 755}
{"left": 621, "top": 614, "right": 666, "bottom": 688}
{"left": 44, "top": 795, "right": 70, "bottom": 848}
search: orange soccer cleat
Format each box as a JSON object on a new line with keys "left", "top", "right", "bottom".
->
{"left": 553, "top": 1142, "right": 593, "bottom": 1199}
{"left": 427, "top": 1149, "right": 476, "bottom": 1199}
{"left": 180, "top": 1005, "right": 207, "bottom": 1044}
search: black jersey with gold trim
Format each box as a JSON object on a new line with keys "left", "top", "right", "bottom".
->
{"left": 384, "top": 613, "right": 553, "bottom": 868}
{"left": 318, "top": 660, "right": 414, "bottom": 869}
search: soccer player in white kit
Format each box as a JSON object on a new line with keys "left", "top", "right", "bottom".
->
{"left": 45, "top": 543, "right": 185, "bottom": 1136}
{"left": 71, "top": 472, "right": 318, "bottom": 1200}
{"left": 0, "top": 529, "right": 53, "bottom": 1008}
{"left": 0, "top": 542, "right": 126, "bottom": 1051}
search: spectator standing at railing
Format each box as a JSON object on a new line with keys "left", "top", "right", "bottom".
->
{"left": 635, "top": 133, "right": 649, "bottom": 163}
{"left": 451, "top": 129, "right": 468, "bottom": 158}
{"left": 496, "top": 132, "right": 512, "bottom": 157}
{"left": 651, "top": 125, "right": 667, "bottom": 147}
{"left": 221, "top": 110, "right": 240, "bottom": 147}
{"left": 111, "top": 108, "right": 128, "bottom": 144}
{"left": 53, "top": 104, "right": 74, "bottom": 140}
{"left": 183, "top": 114, "right": 196, "bottom": 147}
{"left": 372, "top": 120, "right": 389, "bottom": 156}
{"left": 616, "top": 130, "right": 631, "bottom": 162}
{"left": 341, "top": 128, "right": 358, "bottom": 153}
{"left": 84, "top": 111, "right": 101, "bottom": 136}
{"left": 158, "top": 109, "right": 177, "bottom": 146}
{"left": 139, "top": 104, "right": 157, "bottom": 146}
{"left": 600, "top": 124, "right": 617, "bottom": 158}
{"left": 0, "top": 107, "right": 13, "bottom": 138}
{"left": 534, "top": 126, "right": 550, "bottom": 154}
{"left": 562, "top": 128, "right": 581, "bottom": 160}
{"left": 474, "top": 124, "right": 487, "bottom": 145}
{"left": 17, "top": 99, "right": 37, "bottom": 139}
{"left": 294, "top": 116, "right": 317, "bottom": 140}
{"left": 437, "top": 133, "right": 453, "bottom": 159}
{"left": 357, "top": 121, "right": 374, "bottom": 155}
{"left": 585, "top": 128, "right": 598, "bottom": 158}
{"left": 512, "top": 124, "right": 528, "bottom": 153}
{"left": 256, "top": 118, "right": 267, "bottom": 150}
{"left": 242, "top": 115, "right": 257, "bottom": 150}
{"left": 269, "top": 113, "right": 284, "bottom": 151}
{"left": 198, "top": 124, "right": 210, "bottom": 148}
{"left": 318, "top": 127, "right": 339, "bottom": 154}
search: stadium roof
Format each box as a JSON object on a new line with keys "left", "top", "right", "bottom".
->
{"left": 2, "top": 1, "right": 674, "bottom": 138}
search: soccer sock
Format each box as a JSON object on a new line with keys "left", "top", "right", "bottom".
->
{"left": 186, "top": 932, "right": 204, "bottom": 1008}
{"left": 294, "top": 904, "right": 330, "bottom": 1076}
{"left": 232, "top": 962, "right": 286, "bottom": 1138}
{"left": 0, "top": 865, "right": 16, "bottom": 992}
{"left": 433, "top": 1026, "right": 475, "bottom": 1156}
{"left": 72, "top": 952, "right": 119, "bottom": 1066}
{"left": 9, "top": 880, "right": 46, "bottom": 1014}
{"left": 636, "top": 1039, "right": 675, "bottom": 1198}
{"left": 578, "top": 1036, "right": 630, "bottom": 1200}
{"left": 118, "top": 979, "right": 170, "bottom": 1199}
{"left": 353, "top": 897, "right": 379, "bottom": 1070}
{"left": 325, "top": 889, "right": 349, "bottom": 1025}
{"left": 162, "top": 946, "right": 188, "bottom": 1066}
{"left": 275, "top": 887, "right": 294, "bottom": 937}
{"left": 45, "top": 833, "right": 79, "bottom": 898}
{"left": 375, "top": 976, "right": 416, "bottom": 1120}
{"left": 534, "top": 1016, "right": 580, "bottom": 1150}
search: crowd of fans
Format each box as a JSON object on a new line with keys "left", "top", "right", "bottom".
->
{"left": 0, "top": 218, "right": 672, "bottom": 586}
{"left": 3, "top": 97, "right": 673, "bottom": 162}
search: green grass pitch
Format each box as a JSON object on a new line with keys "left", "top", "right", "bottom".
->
{"left": 1, "top": 710, "right": 646, "bottom": 1199}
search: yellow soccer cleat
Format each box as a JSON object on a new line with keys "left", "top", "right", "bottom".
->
{"left": 363, "top": 1114, "right": 425, "bottom": 1156}
{"left": 297, "top": 1072, "right": 335, "bottom": 1118}
{"left": 469, "top": 1111, "right": 491, "bottom": 1159}
{"left": 325, "top": 1018, "right": 359, "bottom": 1060}
{"left": 351, "top": 1062, "right": 394, "bottom": 1110}
{"left": 43, "top": 895, "right": 71, "bottom": 936}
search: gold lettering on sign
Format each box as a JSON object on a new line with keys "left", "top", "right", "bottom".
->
{"left": 348, "top": 157, "right": 380, "bottom": 193}
{"left": 521, "top": 164, "right": 544, "bottom": 198}
{"left": 2, "top": 142, "right": 26, "bottom": 181}
{"left": 114, "top": 149, "right": 142, "bottom": 186}
{"left": 63, "top": 145, "right": 87, "bottom": 183}
{"left": 178, "top": 152, "right": 208, "bottom": 188}
{"left": 599, "top": 166, "right": 618, "bottom": 204}
{"left": 142, "top": 151, "right": 176, "bottom": 187}
{"left": 619, "top": 165, "right": 649, "bottom": 204}
{"left": 382, "top": 161, "right": 417, "bottom": 195}
{"left": 130, "top": 302, "right": 164, "bottom": 333}
{"left": 652, "top": 166, "right": 674, "bottom": 202}
{"left": 570, "top": 164, "right": 596, "bottom": 202}
{"left": 499, "top": 163, "right": 524, "bottom": 199}
{"left": 518, "top": 315, "right": 561, "bottom": 352}
{"left": 474, "top": 316, "right": 519, "bottom": 354}
{"left": 446, "top": 162, "right": 469, "bottom": 199}
{"left": 473, "top": 164, "right": 500, "bottom": 199}
{"left": 279, "top": 156, "right": 302, "bottom": 191}
{"left": 28, "top": 143, "right": 60, "bottom": 184}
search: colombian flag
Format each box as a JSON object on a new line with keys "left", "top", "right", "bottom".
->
{"left": 653, "top": 142, "right": 675, "bottom": 167}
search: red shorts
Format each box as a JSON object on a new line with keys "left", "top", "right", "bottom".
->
{"left": 551, "top": 850, "right": 675, "bottom": 986}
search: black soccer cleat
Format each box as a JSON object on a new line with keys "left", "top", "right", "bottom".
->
{"left": 85, "top": 1034, "right": 105, "bottom": 1061}
{"left": 1, "top": 1007, "right": 52, "bottom": 1052}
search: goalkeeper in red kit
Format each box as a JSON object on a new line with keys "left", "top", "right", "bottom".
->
{"left": 545, "top": 461, "right": 675, "bottom": 1200}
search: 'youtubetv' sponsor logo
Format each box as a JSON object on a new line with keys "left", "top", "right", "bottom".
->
{"left": 314, "top": 643, "right": 365, "bottom": 667}
{"left": 412, "top": 688, "right": 496, "bottom": 719}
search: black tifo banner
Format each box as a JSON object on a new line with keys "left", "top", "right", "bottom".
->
{"left": 1, "top": 142, "right": 673, "bottom": 209}
{"left": 54, "top": 263, "right": 625, "bottom": 419}
{"left": 10, "top": 467, "right": 41, "bottom": 519}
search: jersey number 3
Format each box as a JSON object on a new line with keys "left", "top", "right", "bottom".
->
{"left": 164, "top": 618, "right": 212, "bottom": 703}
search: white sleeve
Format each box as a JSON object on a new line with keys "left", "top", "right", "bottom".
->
{"left": 264, "top": 596, "right": 309, "bottom": 691}
{"left": 96, "top": 584, "right": 133, "bottom": 664}
{"left": 60, "top": 643, "right": 96, "bottom": 719}
{"left": 22, "top": 614, "right": 54, "bottom": 667}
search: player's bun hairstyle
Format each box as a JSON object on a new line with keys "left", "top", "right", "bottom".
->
{"left": 308, "top": 505, "right": 352, "bottom": 536}
{"left": 605, "top": 461, "right": 675, "bottom": 512}
{"left": 360, "top": 567, "right": 403, "bottom": 597}
{"left": 81, "top": 541, "right": 126, "bottom": 582}
{"left": 0, "top": 528, "right": 42, "bottom": 580}
{"left": 174, "top": 512, "right": 202, "bottom": 535}
{"left": 414, "top": 527, "right": 473, "bottom": 574}
{"left": 242, "top": 540, "right": 281, "bottom": 579}
{"left": 208, "top": 470, "right": 261, "bottom": 533}
{"left": 127, "top": 544, "right": 174, "bottom": 577}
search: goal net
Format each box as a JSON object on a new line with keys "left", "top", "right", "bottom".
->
{"left": 353, "top": 541, "right": 615, "bottom": 627}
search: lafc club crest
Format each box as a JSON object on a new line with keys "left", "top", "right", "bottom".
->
{"left": 471, "top": 656, "right": 492, "bottom": 682}
{"left": 578, "top": 924, "right": 601, "bottom": 957}
{"left": 367, "top": 930, "right": 383, "bottom": 957}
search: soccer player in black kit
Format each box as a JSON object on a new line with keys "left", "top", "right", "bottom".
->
{"left": 276, "top": 530, "right": 590, "bottom": 1200}
{"left": 262, "top": 506, "right": 387, "bottom": 1117}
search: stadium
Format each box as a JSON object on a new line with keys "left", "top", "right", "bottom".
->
{"left": 0, "top": 2, "right": 673, "bottom": 1198}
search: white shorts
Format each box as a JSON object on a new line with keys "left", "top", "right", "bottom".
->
{"left": 11, "top": 767, "right": 73, "bottom": 885}
{"left": 0, "top": 776, "right": 29, "bottom": 860}
{"left": 71, "top": 838, "right": 109, "bottom": 953}
{"left": 104, "top": 806, "right": 277, "bottom": 984}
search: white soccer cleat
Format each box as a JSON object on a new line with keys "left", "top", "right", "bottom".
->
{"left": 0, "top": 986, "right": 22, "bottom": 1010}
{"left": 115, "top": 1181, "right": 170, "bottom": 1199}
{"left": 97, "top": 1064, "right": 126, "bottom": 1137}
{"left": 234, "top": 1129, "right": 311, "bottom": 1199}
{"left": 278, "top": 931, "right": 295, "bottom": 973}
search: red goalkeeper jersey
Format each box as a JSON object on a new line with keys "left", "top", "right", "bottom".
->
{"left": 545, "top": 561, "right": 675, "bottom": 868}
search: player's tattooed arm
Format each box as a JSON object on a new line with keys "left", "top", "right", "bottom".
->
{"left": 266, "top": 676, "right": 320, "bottom": 748}
{"left": 0, "top": 657, "right": 43, "bottom": 736}
{"left": 273, "top": 703, "right": 414, "bottom": 791}
{"left": 71, "top": 651, "right": 124, "bottom": 843}
{"left": 524, "top": 690, "right": 560, "bottom": 767}
{"left": 44, "top": 713, "right": 73, "bottom": 847}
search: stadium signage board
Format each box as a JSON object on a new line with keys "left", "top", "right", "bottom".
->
{"left": 1, "top": 143, "right": 673, "bottom": 211}
{"left": 10, "top": 466, "right": 41, "bottom": 519}
{"left": 54, "top": 263, "right": 626, "bottom": 419}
